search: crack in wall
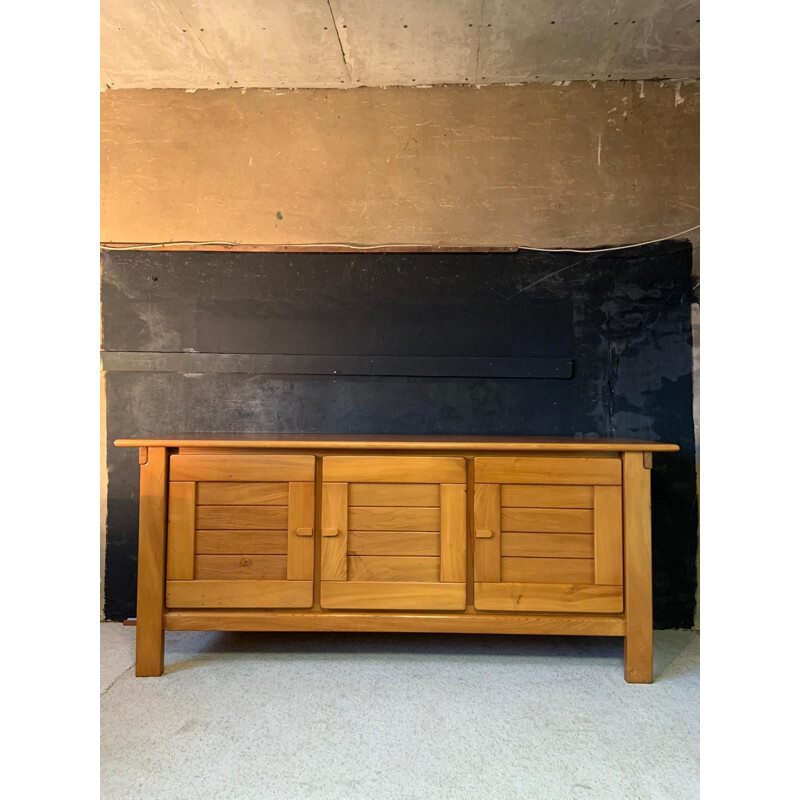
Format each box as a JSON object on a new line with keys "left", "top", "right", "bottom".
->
{"left": 326, "top": 0, "right": 352, "bottom": 83}
{"left": 473, "top": 0, "right": 486, "bottom": 82}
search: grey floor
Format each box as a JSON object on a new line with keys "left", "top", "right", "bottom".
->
{"left": 101, "top": 623, "right": 699, "bottom": 800}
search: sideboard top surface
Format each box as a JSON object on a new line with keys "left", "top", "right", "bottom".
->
{"left": 114, "top": 434, "right": 678, "bottom": 452}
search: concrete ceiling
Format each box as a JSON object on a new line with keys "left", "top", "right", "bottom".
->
{"left": 101, "top": 0, "right": 700, "bottom": 90}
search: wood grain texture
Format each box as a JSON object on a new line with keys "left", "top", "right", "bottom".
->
{"left": 165, "top": 482, "right": 195, "bottom": 580}
{"left": 166, "top": 580, "right": 313, "bottom": 608}
{"left": 349, "top": 483, "right": 439, "bottom": 506}
{"left": 320, "top": 483, "right": 348, "bottom": 580}
{"left": 501, "top": 507, "right": 594, "bottom": 533}
{"left": 347, "top": 531, "right": 440, "bottom": 556}
{"left": 195, "top": 505, "right": 288, "bottom": 530}
{"left": 500, "top": 557, "right": 595, "bottom": 584}
{"left": 474, "top": 483, "right": 501, "bottom": 582}
{"left": 170, "top": 454, "right": 315, "bottom": 482}
{"left": 348, "top": 506, "right": 440, "bottom": 531}
{"left": 321, "top": 581, "right": 466, "bottom": 611}
{"left": 475, "top": 457, "right": 621, "bottom": 485}
{"left": 347, "top": 556, "right": 440, "bottom": 582}
{"left": 594, "top": 485, "right": 624, "bottom": 585}
{"left": 440, "top": 483, "right": 466, "bottom": 582}
{"left": 322, "top": 456, "right": 466, "bottom": 483}
{"left": 474, "top": 582, "right": 624, "bottom": 613}
{"left": 116, "top": 435, "right": 679, "bottom": 452}
{"left": 196, "top": 482, "right": 288, "bottom": 505}
{"left": 501, "top": 532, "right": 594, "bottom": 559}
{"left": 287, "top": 482, "right": 315, "bottom": 580}
{"left": 194, "top": 555, "right": 287, "bottom": 580}
{"left": 501, "top": 484, "right": 594, "bottom": 508}
{"left": 164, "top": 610, "right": 626, "bottom": 636}
{"left": 195, "top": 530, "right": 287, "bottom": 554}
{"left": 623, "top": 452, "right": 653, "bottom": 683}
{"left": 135, "top": 447, "right": 168, "bottom": 676}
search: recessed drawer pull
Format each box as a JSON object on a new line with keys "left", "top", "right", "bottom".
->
{"left": 322, "top": 528, "right": 339, "bottom": 537}
{"left": 295, "top": 527, "right": 314, "bottom": 537}
{"left": 476, "top": 529, "right": 494, "bottom": 539}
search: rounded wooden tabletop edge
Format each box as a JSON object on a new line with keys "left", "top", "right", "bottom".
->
{"left": 114, "top": 436, "right": 680, "bottom": 452}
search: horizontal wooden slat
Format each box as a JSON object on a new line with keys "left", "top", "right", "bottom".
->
{"left": 501, "top": 532, "right": 595, "bottom": 559}
{"left": 321, "top": 581, "right": 466, "bottom": 611}
{"left": 322, "top": 456, "right": 465, "bottom": 483}
{"left": 170, "top": 454, "right": 315, "bottom": 482}
{"left": 347, "top": 556, "right": 441, "bottom": 582}
{"left": 195, "top": 506, "right": 288, "bottom": 530}
{"left": 117, "top": 434, "right": 678, "bottom": 452}
{"left": 196, "top": 482, "right": 288, "bottom": 505}
{"left": 348, "top": 531, "right": 440, "bottom": 556}
{"left": 475, "top": 457, "right": 621, "bottom": 485}
{"left": 501, "top": 484, "right": 594, "bottom": 508}
{"left": 501, "top": 557, "right": 595, "bottom": 583}
{"left": 164, "top": 610, "right": 626, "bottom": 637}
{"left": 474, "top": 582, "right": 623, "bottom": 613}
{"left": 194, "top": 555, "right": 287, "bottom": 580}
{"left": 348, "top": 506, "right": 440, "bottom": 531}
{"left": 501, "top": 508, "right": 594, "bottom": 533}
{"left": 348, "top": 483, "right": 440, "bottom": 506}
{"left": 195, "top": 530, "right": 287, "bottom": 554}
{"left": 166, "top": 580, "right": 313, "bottom": 608}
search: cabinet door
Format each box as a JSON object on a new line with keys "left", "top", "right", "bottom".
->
{"left": 320, "top": 456, "right": 467, "bottom": 610}
{"left": 473, "top": 457, "right": 624, "bottom": 613}
{"left": 164, "top": 454, "right": 315, "bottom": 608}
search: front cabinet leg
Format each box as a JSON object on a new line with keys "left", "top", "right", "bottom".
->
{"left": 135, "top": 446, "right": 169, "bottom": 676}
{"left": 623, "top": 452, "right": 653, "bottom": 683}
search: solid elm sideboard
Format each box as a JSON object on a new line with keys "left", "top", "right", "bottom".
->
{"left": 114, "top": 435, "right": 678, "bottom": 683}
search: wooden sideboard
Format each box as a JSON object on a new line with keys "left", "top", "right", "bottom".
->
{"left": 114, "top": 435, "right": 678, "bottom": 683}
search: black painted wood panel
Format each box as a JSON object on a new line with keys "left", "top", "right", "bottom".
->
{"left": 101, "top": 244, "right": 697, "bottom": 627}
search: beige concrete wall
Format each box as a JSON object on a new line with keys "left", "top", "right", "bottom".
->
{"left": 100, "top": 81, "right": 698, "bottom": 247}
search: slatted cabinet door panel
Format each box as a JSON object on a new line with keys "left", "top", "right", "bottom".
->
{"left": 473, "top": 457, "right": 624, "bottom": 613}
{"left": 165, "top": 454, "right": 314, "bottom": 609}
{"left": 320, "top": 458, "right": 467, "bottom": 610}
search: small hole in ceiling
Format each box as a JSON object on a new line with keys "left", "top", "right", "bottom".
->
{"left": 551, "top": 21, "right": 555, "bottom": 25}
{"left": 323, "top": 26, "right": 327, "bottom": 30}
{"left": 342, "top": 24, "right": 347, "bottom": 28}
{"left": 487, "top": 23, "right": 492, "bottom": 27}
{"left": 468, "top": 23, "right": 473, "bottom": 27}
{"left": 614, "top": 22, "right": 618, "bottom": 26}
{"left": 200, "top": 28, "right": 205, "bottom": 32}
{"left": 182, "top": 29, "right": 186, "bottom": 33}
{"left": 631, "top": 20, "right": 636, "bottom": 24}
{"left": 404, "top": 25, "right": 408, "bottom": 29}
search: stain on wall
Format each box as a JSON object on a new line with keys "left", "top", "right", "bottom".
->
{"left": 101, "top": 243, "right": 697, "bottom": 627}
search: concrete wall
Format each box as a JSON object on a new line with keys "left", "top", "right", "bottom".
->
{"left": 101, "top": 81, "right": 698, "bottom": 248}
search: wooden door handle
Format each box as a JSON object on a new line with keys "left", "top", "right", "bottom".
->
{"left": 322, "top": 528, "right": 339, "bottom": 537}
{"left": 475, "top": 529, "right": 494, "bottom": 539}
{"left": 295, "top": 527, "right": 314, "bottom": 537}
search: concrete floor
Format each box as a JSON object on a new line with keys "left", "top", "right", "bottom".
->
{"left": 101, "top": 623, "right": 699, "bottom": 800}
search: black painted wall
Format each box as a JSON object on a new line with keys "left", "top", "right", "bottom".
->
{"left": 101, "top": 243, "right": 698, "bottom": 627}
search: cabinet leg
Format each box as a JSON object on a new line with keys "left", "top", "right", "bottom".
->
{"left": 624, "top": 629, "right": 653, "bottom": 684}
{"left": 135, "top": 447, "right": 168, "bottom": 677}
{"left": 623, "top": 452, "right": 653, "bottom": 684}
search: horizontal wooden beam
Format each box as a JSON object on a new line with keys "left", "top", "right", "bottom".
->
{"left": 100, "top": 243, "right": 518, "bottom": 253}
{"left": 101, "top": 352, "right": 573, "bottom": 379}
{"left": 156, "top": 610, "right": 625, "bottom": 636}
